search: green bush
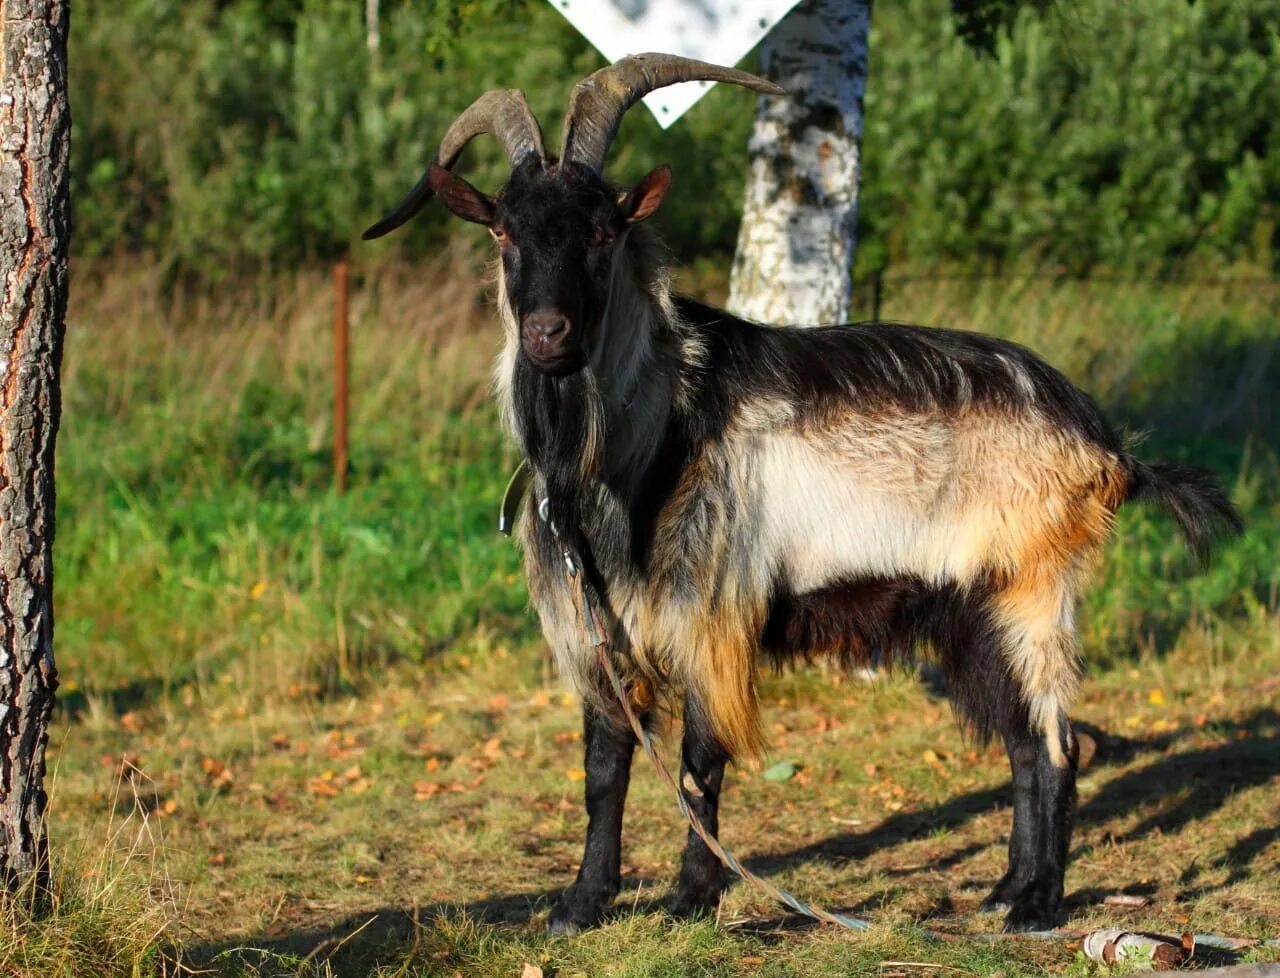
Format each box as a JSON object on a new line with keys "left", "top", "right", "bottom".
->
{"left": 71, "top": 0, "right": 1280, "bottom": 274}
{"left": 70, "top": 0, "right": 754, "bottom": 274}
{"left": 858, "top": 0, "right": 1280, "bottom": 272}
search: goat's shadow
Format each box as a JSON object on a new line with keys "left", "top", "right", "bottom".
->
{"left": 182, "top": 707, "right": 1279, "bottom": 977}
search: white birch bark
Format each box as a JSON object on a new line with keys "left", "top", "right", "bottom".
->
{"left": 727, "top": 0, "right": 872, "bottom": 326}
{"left": 366, "top": 0, "right": 380, "bottom": 55}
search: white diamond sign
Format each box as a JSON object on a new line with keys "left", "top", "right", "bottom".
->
{"left": 546, "top": 0, "right": 801, "bottom": 127}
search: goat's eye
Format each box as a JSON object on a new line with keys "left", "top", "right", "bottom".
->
{"left": 491, "top": 226, "right": 511, "bottom": 247}
{"left": 591, "top": 227, "right": 614, "bottom": 248}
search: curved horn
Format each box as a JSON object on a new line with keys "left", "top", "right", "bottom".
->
{"left": 560, "top": 53, "right": 784, "bottom": 174}
{"left": 363, "top": 90, "right": 544, "bottom": 240}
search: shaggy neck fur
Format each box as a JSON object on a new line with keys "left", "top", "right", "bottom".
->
{"left": 496, "top": 229, "right": 685, "bottom": 538}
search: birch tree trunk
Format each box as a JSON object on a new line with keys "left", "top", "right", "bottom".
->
{"left": 366, "top": 0, "right": 380, "bottom": 55}
{"left": 0, "top": 0, "right": 69, "bottom": 896}
{"left": 727, "top": 0, "right": 872, "bottom": 326}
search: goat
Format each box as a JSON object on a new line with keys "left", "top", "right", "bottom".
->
{"left": 364, "top": 55, "right": 1243, "bottom": 935}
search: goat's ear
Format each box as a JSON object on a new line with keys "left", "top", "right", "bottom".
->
{"left": 619, "top": 165, "right": 671, "bottom": 224}
{"left": 427, "top": 163, "right": 497, "bottom": 226}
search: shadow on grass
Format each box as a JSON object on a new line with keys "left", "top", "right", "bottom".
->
{"left": 180, "top": 708, "right": 1278, "bottom": 976}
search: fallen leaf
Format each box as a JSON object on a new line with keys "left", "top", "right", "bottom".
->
{"left": 1148, "top": 688, "right": 1166, "bottom": 706}
{"left": 565, "top": 768, "right": 587, "bottom": 782}
{"left": 308, "top": 775, "right": 340, "bottom": 797}
{"left": 762, "top": 760, "right": 797, "bottom": 783}
{"left": 201, "top": 758, "right": 233, "bottom": 791}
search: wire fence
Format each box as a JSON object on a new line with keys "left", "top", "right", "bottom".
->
{"left": 851, "top": 268, "right": 1280, "bottom": 322}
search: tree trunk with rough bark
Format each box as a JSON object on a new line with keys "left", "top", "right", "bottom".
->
{"left": 727, "top": 0, "right": 872, "bottom": 327}
{"left": 0, "top": 0, "right": 69, "bottom": 897}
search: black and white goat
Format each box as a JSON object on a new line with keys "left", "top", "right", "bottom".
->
{"left": 365, "top": 55, "right": 1242, "bottom": 935}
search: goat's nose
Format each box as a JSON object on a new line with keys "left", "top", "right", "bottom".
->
{"left": 526, "top": 312, "right": 569, "bottom": 339}
{"left": 522, "top": 311, "right": 573, "bottom": 359}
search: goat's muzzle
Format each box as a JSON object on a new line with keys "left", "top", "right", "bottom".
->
{"left": 521, "top": 310, "right": 579, "bottom": 374}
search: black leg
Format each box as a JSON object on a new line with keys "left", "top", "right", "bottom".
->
{"left": 670, "top": 695, "right": 730, "bottom": 918}
{"left": 1002, "top": 716, "right": 1077, "bottom": 933}
{"left": 936, "top": 597, "right": 1076, "bottom": 931}
{"left": 980, "top": 730, "right": 1039, "bottom": 914}
{"left": 547, "top": 704, "right": 637, "bottom": 936}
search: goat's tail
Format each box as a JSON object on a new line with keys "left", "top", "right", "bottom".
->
{"left": 1123, "top": 459, "right": 1244, "bottom": 565}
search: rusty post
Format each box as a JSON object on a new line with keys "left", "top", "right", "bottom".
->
{"left": 334, "top": 257, "right": 350, "bottom": 494}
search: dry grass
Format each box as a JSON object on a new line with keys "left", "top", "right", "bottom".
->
{"left": 0, "top": 769, "right": 173, "bottom": 978}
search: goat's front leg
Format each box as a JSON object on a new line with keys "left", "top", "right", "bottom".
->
{"left": 547, "top": 703, "right": 637, "bottom": 935}
{"left": 670, "top": 695, "right": 730, "bottom": 918}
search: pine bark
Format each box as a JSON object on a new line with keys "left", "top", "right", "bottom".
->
{"left": 727, "top": 0, "right": 872, "bottom": 326}
{"left": 0, "top": 0, "right": 69, "bottom": 895}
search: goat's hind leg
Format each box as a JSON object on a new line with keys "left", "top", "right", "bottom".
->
{"left": 1004, "top": 712, "right": 1077, "bottom": 932}
{"left": 943, "top": 584, "right": 1080, "bottom": 932}
{"left": 979, "top": 727, "right": 1038, "bottom": 915}
{"left": 548, "top": 703, "right": 640, "bottom": 935}
{"left": 980, "top": 714, "right": 1077, "bottom": 929}
{"left": 669, "top": 694, "right": 730, "bottom": 918}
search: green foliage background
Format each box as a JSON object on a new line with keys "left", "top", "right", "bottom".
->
{"left": 72, "top": 0, "right": 1280, "bottom": 276}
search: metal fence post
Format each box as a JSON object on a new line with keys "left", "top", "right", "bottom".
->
{"left": 334, "top": 257, "right": 350, "bottom": 494}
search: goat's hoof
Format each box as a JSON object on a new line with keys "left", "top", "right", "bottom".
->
{"left": 1001, "top": 887, "right": 1062, "bottom": 933}
{"left": 547, "top": 887, "right": 612, "bottom": 936}
{"left": 668, "top": 873, "right": 726, "bottom": 920}
{"left": 979, "top": 875, "right": 1025, "bottom": 914}
{"left": 668, "top": 889, "right": 721, "bottom": 920}
{"left": 978, "top": 895, "right": 1011, "bottom": 914}
{"left": 546, "top": 916, "right": 581, "bottom": 937}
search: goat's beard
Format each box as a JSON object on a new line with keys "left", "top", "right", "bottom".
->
{"left": 512, "top": 356, "right": 605, "bottom": 545}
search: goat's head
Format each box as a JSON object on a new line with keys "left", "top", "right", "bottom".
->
{"left": 364, "top": 54, "right": 782, "bottom": 376}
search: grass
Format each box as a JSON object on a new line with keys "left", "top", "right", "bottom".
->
{"left": 15, "top": 252, "right": 1280, "bottom": 976}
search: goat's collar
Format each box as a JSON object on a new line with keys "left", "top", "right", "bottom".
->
{"left": 496, "top": 456, "right": 603, "bottom": 643}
